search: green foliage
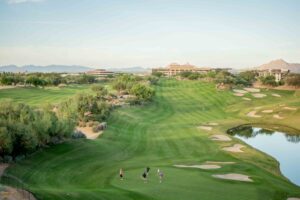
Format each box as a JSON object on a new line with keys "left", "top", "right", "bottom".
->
{"left": 91, "top": 85, "right": 108, "bottom": 99}
{"left": 0, "top": 100, "right": 75, "bottom": 159}
{"left": 129, "top": 84, "right": 155, "bottom": 102}
{"left": 147, "top": 76, "right": 159, "bottom": 85}
{"left": 286, "top": 74, "right": 300, "bottom": 86}
{"left": 152, "top": 71, "right": 164, "bottom": 77}
{"left": 260, "top": 75, "right": 278, "bottom": 86}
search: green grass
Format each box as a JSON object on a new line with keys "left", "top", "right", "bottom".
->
{"left": 0, "top": 85, "right": 93, "bottom": 106}
{"left": 3, "top": 79, "right": 300, "bottom": 200}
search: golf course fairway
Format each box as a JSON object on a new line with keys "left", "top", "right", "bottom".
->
{"left": 4, "top": 79, "right": 300, "bottom": 200}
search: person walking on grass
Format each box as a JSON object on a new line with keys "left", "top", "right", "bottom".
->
{"left": 119, "top": 168, "right": 124, "bottom": 180}
{"left": 142, "top": 171, "right": 147, "bottom": 183}
{"left": 157, "top": 168, "right": 164, "bottom": 183}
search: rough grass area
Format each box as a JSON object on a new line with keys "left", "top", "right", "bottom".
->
{"left": 2, "top": 79, "right": 300, "bottom": 200}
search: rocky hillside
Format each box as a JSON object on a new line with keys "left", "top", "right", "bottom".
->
{"left": 258, "top": 59, "right": 300, "bottom": 73}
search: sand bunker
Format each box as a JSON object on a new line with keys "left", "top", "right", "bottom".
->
{"left": 287, "top": 198, "right": 300, "bottom": 200}
{"left": 272, "top": 93, "right": 281, "bottom": 97}
{"left": 212, "top": 173, "right": 253, "bottom": 182}
{"left": 222, "top": 144, "right": 245, "bottom": 153}
{"left": 247, "top": 111, "right": 261, "bottom": 118}
{"left": 210, "top": 134, "right": 232, "bottom": 141}
{"left": 198, "top": 126, "right": 212, "bottom": 131}
{"left": 0, "top": 186, "right": 36, "bottom": 200}
{"left": 76, "top": 126, "right": 102, "bottom": 139}
{"left": 262, "top": 110, "right": 273, "bottom": 113}
{"left": 252, "top": 93, "right": 267, "bottom": 98}
{"left": 284, "top": 107, "right": 297, "bottom": 111}
{"left": 233, "top": 93, "right": 244, "bottom": 97}
{"left": 244, "top": 88, "right": 260, "bottom": 93}
{"left": 242, "top": 97, "right": 251, "bottom": 101}
{"left": 273, "top": 114, "right": 284, "bottom": 119}
{"left": 174, "top": 164, "right": 221, "bottom": 170}
{"left": 233, "top": 89, "right": 248, "bottom": 94}
{"left": 205, "top": 161, "right": 235, "bottom": 165}
{"left": 208, "top": 122, "right": 219, "bottom": 126}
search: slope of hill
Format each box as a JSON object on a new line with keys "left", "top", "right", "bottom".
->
{"left": 258, "top": 59, "right": 300, "bottom": 73}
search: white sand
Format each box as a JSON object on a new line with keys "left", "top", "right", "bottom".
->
{"left": 210, "top": 134, "right": 232, "bottom": 141}
{"left": 252, "top": 93, "right": 267, "bottom": 98}
{"left": 76, "top": 126, "right": 102, "bottom": 139}
{"left": 247, "top": 111, "right": 261, "bottom": 118}
{"left": 0, "top": 186, "right": 36, "bottom": 200}
{"left": 174, "top": 164, "right": 221, "bottom": 170}
{"left": 205, "top": 161, "right": 235, "bottom": 165}
{"left": 244, "top": 88, "right": 260, "bottom": 93}
{"left": 262, "top": 110, "right": 273, "bottom": 113}
{"left": 233, "top": 93, "right": 244, "bottom": 97}
{"left": 212, "top": 173, "right": 253, "bottom": 182}
{"left": 284, "top": 107, "right": 297, "bottom": 111}
{"left": 273, "top": 114, "right": 284, "bottom": 119}
{"left": 272, "top": 93, "right": 281, "bottom": 97}
{"left": 242, "top": 97, "right": 251, "bottom": 101}
{"left": 198, "top": 126, "right": 212, "bottom": 131}
{"left": 222, "top": 144, "right": 245, "bottom": 153}
{"left": 233, "top": 89, "right": 248, "bottom": 94}
{"left": 208, "top": 122, "right": 219, "bottom": 126}
{"left": 287, "top": 198, "right": 300, "bottom": 200}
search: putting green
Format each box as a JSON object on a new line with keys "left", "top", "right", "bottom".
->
{"left": 3, "top": 79, "right": 300, "bottom": 199}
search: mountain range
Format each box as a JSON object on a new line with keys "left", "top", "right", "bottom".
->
{"left": 0, "top": 65, "right": 150, "bottom": 74}
{"left": 258, "top": 59, "right": 300, "bottom": 73}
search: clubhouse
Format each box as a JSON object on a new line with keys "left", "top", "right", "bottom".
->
{"left": 86, "top": 69, "right": 114, "bottom": 77}
{"left": 257, "top": 69, "right": 289, "bottom": 82}
{"left": 152, "top": 63, "right": 213, "bottom": 76}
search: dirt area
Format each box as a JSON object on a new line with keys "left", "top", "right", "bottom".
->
{"left": 233, "top": 93, "right": 244, "bottom": 97}
{"left": 272, "top": 93, "right": 281, "bottom": 97}
{"left": 210, "top": 134, "right": 232, "bottom": 141}
{"left": 247, "top": 111, "right": 261, "bottom": 118}
{"left": 205, "top": 161, "right": 235, "bottom": 165}
{"left": 233, "top": 89, "right": 248, "bottom": 94}
{"left": 198, "top": 126, "right": 212, "bottom": 131}
{"left": 273, "top": 114, "right": 284, "bottom": 119}
{"left": 244, "top": 88, "right": 260, "bottom": 93}
{"left": 262, "top": 110, "right": 273, "bottom": 113}
{"left": 0, "top": 164, "right": 9, "bottom": 176}
{"left": 212, "top": 173, "right": 253, "bottom": 182}
{"left": 252, "top": 93, "right": 267, "bottom": 98}
{"left": 222, "top": 144, "right": 245, "bottom": 153}
{"left": 0, "top": 186, "right": 36, "bottom": 200}
{"left": 76, "top": 126, "right": 103, "bottom": 139}
{"left": 242, "top": 97, "right": 251, "bottom": 101}
{"left": 174, "top": 164, "right": 221, "bottom": 170}
{"left": 283, "top": 107, "right": 297, "bottom": 111}
{"left": 207, "top": 122, "right": 219, "bottom": 126}
{"left": 0, "top": 86, "right": 17, "bottom": 90}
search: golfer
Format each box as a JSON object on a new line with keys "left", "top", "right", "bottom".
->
{"left": 119, "top": 168, "right": 124, "bottom": 180}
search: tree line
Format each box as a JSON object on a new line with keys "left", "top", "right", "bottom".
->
{"left": 0, "top": 72, "right": 98, "bottom": 87}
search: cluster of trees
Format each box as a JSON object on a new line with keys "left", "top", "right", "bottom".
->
{"left": 0, "top": 84, "right": 112, "bottom": 161}
{"left": 0, "top": 72, "right": 98, "bottom": 87}
{"left": 177, "top": 70, "right": 257, "bottom": 86}
{"left": 112, "top": 74, "right": 155, "bottom": 104}
{"left": 285, "top": 74, "right": 300, "bottom": 87}
{"left": 0, "top": 101, "right": 75, "bottom": 161}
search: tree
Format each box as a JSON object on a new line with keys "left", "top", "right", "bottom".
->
{"left": 0, "top": 127, "right": 13, "bottom": 158}
{"left": 260, "top": 75, "right": 277, "bottom": 86}
{"left": 91, "top": 85, "right": 108, "bottom": 99}
{"left": 286, "top": 74, "right": 300, "bottom": 87}
{"left": 130, "top": 84, "right": 155, "bottom": 102}
{"left": 152, "top": 71, "right": 164, "bottom": 77}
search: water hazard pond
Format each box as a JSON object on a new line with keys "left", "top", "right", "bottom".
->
{"left": 228, "top": 125, "right": 300, "bottom": 186}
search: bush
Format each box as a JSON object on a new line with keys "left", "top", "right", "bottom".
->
{"left": 71, "top": 130, "right": 86, "bottom": 139}
{"left": 286, "top": 74, "right": 300, "bottom": 87}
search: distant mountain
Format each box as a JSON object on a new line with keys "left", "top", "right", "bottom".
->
{"left": 108, "top": 66, "right": 150, "bottom": 74}
{"left": 258, "top": 59, "right": 300, "bottom": 73}
{"left": 0, "top": 65, "right": 93, "bottom": 73}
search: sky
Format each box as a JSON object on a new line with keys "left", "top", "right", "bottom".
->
{"left": 0, "top": 0, "right": 300, "bottom": 68}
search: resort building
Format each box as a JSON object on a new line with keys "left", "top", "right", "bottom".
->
{"left": 152, "top": 63, "right": 213, "bottom": 76}
{"left": 257, "top": 69, "right": 289, "bottom": 82}
{"left": 86, "top": 69, "right": 114, "bottom": 77}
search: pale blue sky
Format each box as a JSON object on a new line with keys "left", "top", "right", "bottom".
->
{"left": 0, "top": 0, "right": 299, "bottom": 68}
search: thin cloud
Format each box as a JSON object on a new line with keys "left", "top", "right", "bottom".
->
{"left": 7, "top": 0, "right": 45, "bottom": 4}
